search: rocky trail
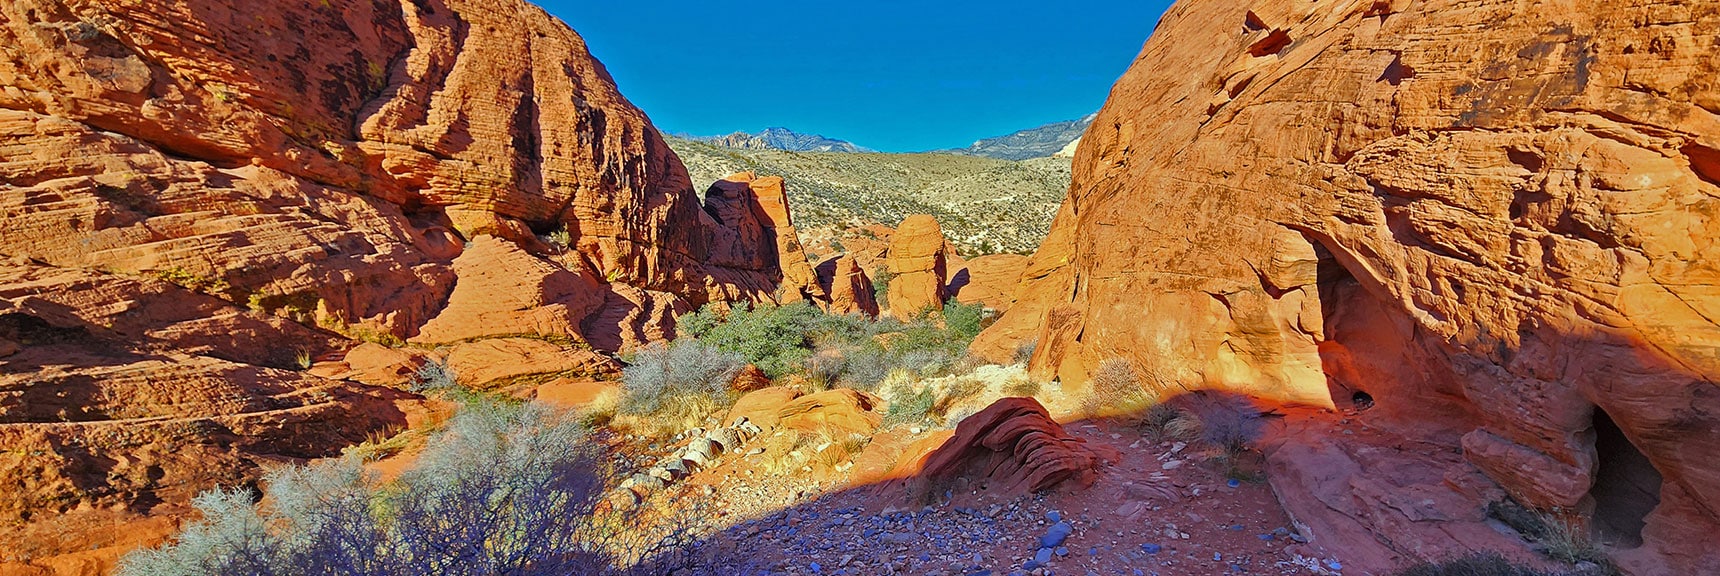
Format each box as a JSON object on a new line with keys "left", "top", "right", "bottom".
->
{"left": 607, "top": 410, "right": 1326, "bottom": 576}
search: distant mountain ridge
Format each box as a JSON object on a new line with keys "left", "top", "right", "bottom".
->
{"left": 946, "top": 114, "right": 1096, "bottom": 161}
{"left": 687, "top": 127, "right": 872, "bottom": 153}
{"left": 666, "top": 136, "right": 1070, "bottom": 255}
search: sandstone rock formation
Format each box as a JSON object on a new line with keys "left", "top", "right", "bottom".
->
{"left": 0, "top": 0, "right": 807, "bottom": 566}
{"left": 703, "top": 172, "right": 826, "bottom": 304}
{"left": 824, "top": 254, "right": 880, "bottom": 317}
{"left": 949, "top": 253, "right": 1028, "bottom": 312}
{"left": 977, "top": 1, "right": 1720, "bottom": 573}
{"left": 884, "top": 215, "right": 951, "bottom": 319}
{"left": 888, "top": 398, "right": 1107, "bottom": 499}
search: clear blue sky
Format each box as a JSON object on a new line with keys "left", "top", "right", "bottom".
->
{"left": 544, "top": 1, "right": 1173, "bottom": 152}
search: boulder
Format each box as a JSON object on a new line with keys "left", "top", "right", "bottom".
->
{"left": 949, "top": 253, "right": 1028, "bottom": 312}
{"left": 726, "top": 387, "right": 806, "bottom": 431}
{"left": 702, "top": 172, "right": 826, "bottom": 304}
{"left": 411, "top": 236, "right": 604, "bottom": 345}
{"left": 727, "top": 364, "right": 773, "bottom": 393}
{"left": 308, "top": 343, "right": 432, "bottom": 388}
{"left": 885, "top": 215, "right": 950, "bottom": 320}
{"left": 887, "top": 398, "right": 1105, "bottom": 498}
{"left": 825, "top": 255, "right": 880, "bottom": 317}
{"left": 444, "top": 338, "right": 620, "bottom": 389}
{"left": 777, "top": 389, "right": 884, "bottom": 438}
{"left": 975, "top": 1, "right": 1720, "bottom": 573}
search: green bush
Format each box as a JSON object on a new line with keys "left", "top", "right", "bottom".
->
{"left": 677, "top": 302, "right": 822, "bottom": 378}
{"left": 883, "top": 382, "right": 936, "bottom": 427}
{"left": 941, "top": 299, "right": 986, "bottom": 340}
{"left": 870, "top": 267, "right": 894, "bottom": 309}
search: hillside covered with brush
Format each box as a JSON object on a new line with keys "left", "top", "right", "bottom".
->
{"left": 668, "top": 137, "right": 1070, "bottom": 255}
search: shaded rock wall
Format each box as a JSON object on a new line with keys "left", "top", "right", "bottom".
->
{"left": 0, "top": 0, "right": 801, "bottom": 565}
{"left": 977, "top": 0, "right": 1720, "bottom": 573}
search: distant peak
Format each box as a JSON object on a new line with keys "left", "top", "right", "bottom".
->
{"left": 941, "top": 115, "right": 1097, "bottom": 161}
{"left": 691, "top": 127, "right": 873, "bottom": 153}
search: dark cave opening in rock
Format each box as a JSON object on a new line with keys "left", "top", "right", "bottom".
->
{"left": 1589, "top": 408, "right": 1662, "bottom": 548}
{"left": 1313, "top": 240, "right": 1371, "bottom": 410}
{"left": 1350, "top": 390, "right": 1375, "bottom": 411}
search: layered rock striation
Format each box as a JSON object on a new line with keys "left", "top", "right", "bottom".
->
{"left": 976, "top": 0, "right": 1720, "bottom": 573}
{"left": 0, "top": 0, "right": 813, "bottom": 566}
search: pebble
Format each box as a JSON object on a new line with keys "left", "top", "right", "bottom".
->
{"left": 1040, "top": 521, "right": 1073, "bottom": 548}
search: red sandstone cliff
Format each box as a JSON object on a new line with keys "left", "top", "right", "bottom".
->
{"left": 0, "top": 0, "right": 797, "bottom": 569}
{"left": 975, "top": 1, "right": 1720, "bottom": 573}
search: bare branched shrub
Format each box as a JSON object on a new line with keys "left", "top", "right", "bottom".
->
{"left": 1176, "top": 391, "right": 1264, "bottom": 452}
{"left": 1012, "top": 337, "right": 1038, "bottom": 365}
{"left": 805, "top": 349, "right": 846, "bottom": 391}
{"left": 1085, "top": 357, "right": 1152, "bottom": 417}
{"left": 119, "top": 401, "right": 621, "bottom": 576}
{"left": 410, "top": 359, "right": 457, "bottom": 393}
{"left": 619, "top": 340, "right": 743, "bottom": 420}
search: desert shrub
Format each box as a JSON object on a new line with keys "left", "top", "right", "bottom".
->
{"left": 410, "top": 359, "right": 457, "bottom": 393}
{"left": 1085, "top": 357, "right": 1153, "bottom": 417}
{"left": 870, "top": 267, "right": 894, "bottom": 309}
{"left": 1003, "top": 376, "right": 1042, "bottom": 398}
{"left": 1139, "top": 402, "right": 1184, "bottom": 437}
{"left": 619, "top": 340, "right": 744, "bottom": 418}
{"left": 930, "top": 378, "right": 987, "bottom": 422}
{"left": 1163, "top": 411, "right": 1205, "bottom": 442}
{"left": 832, "top": 345, "right": 895, "bottom": 390}
{"left": 883, "top": 382, "right": 936, "bottom": 427}
{"left": 804, "top": 350, "right": 846, "bottom": 391}
{"left": 1393, "top": 552, "right": 1558, "bottom": 576}
{"left": 1536, "top": 512, "right": 1613, "bottom": 569}
{"left": 677, "top": 302, "right": 822, "bottom": 378}
{"left": 1175, "top": 391, "right": 1264, "bottom": 452}
{"left": 941, "top": 299, "right": 986, "bottom": 340}
{"left": 1012, "top": 338, "right": 1038, "bottom": 365}
{"left": 119, "top": 401, "right": 622, "bottom": 576}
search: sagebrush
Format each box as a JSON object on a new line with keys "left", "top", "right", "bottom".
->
{"left": 118, "top": 401, "right": 659, "bottom": 576}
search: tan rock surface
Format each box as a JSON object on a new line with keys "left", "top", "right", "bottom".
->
{"left": 884, "top": 215, "right": 951, "bottom": 319}
{"left": 726, "top": 387, "right": 807, "bottom": 431}
{"left": 412, "top": 236, "right": 604, "bottom": 345}
{"left": 823, "top": 254, "right": 880, "bottom": 317}
{"left": 949, "top": 253, "right": 1028, "bottom": 312}
{"left": 702, "top": 172, "right": 826, "bottom": 304}
{"left": 979, "top": 1, "right": 1720, "bottom": 573}
{"left": 776, "top": 389, "right": 883, "bottom": 438}
{"left": 443, "top": 337, "right": 620, "bottom": 389}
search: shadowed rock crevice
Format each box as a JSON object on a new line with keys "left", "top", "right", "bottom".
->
{"left": 1588, "top": 408, "right": 1661, "bottom": 549}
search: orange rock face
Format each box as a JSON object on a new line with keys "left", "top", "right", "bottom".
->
{"left": 949, "top": 253, "right": 1028, "bottom": 312}
{"left": 0, "top": 0, "right": 806, "bottom": 567}
{"left": 980, "top": 1, "right": 1720, "bottom": 573}
{"left": 884, "top": 214, "right": 951, "bottom": 319}
{"left": 703, "top": 172, "right": 826, "bottom": 304}
{"left": 823, "top": 254, "right": 880, "bottom": 317}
